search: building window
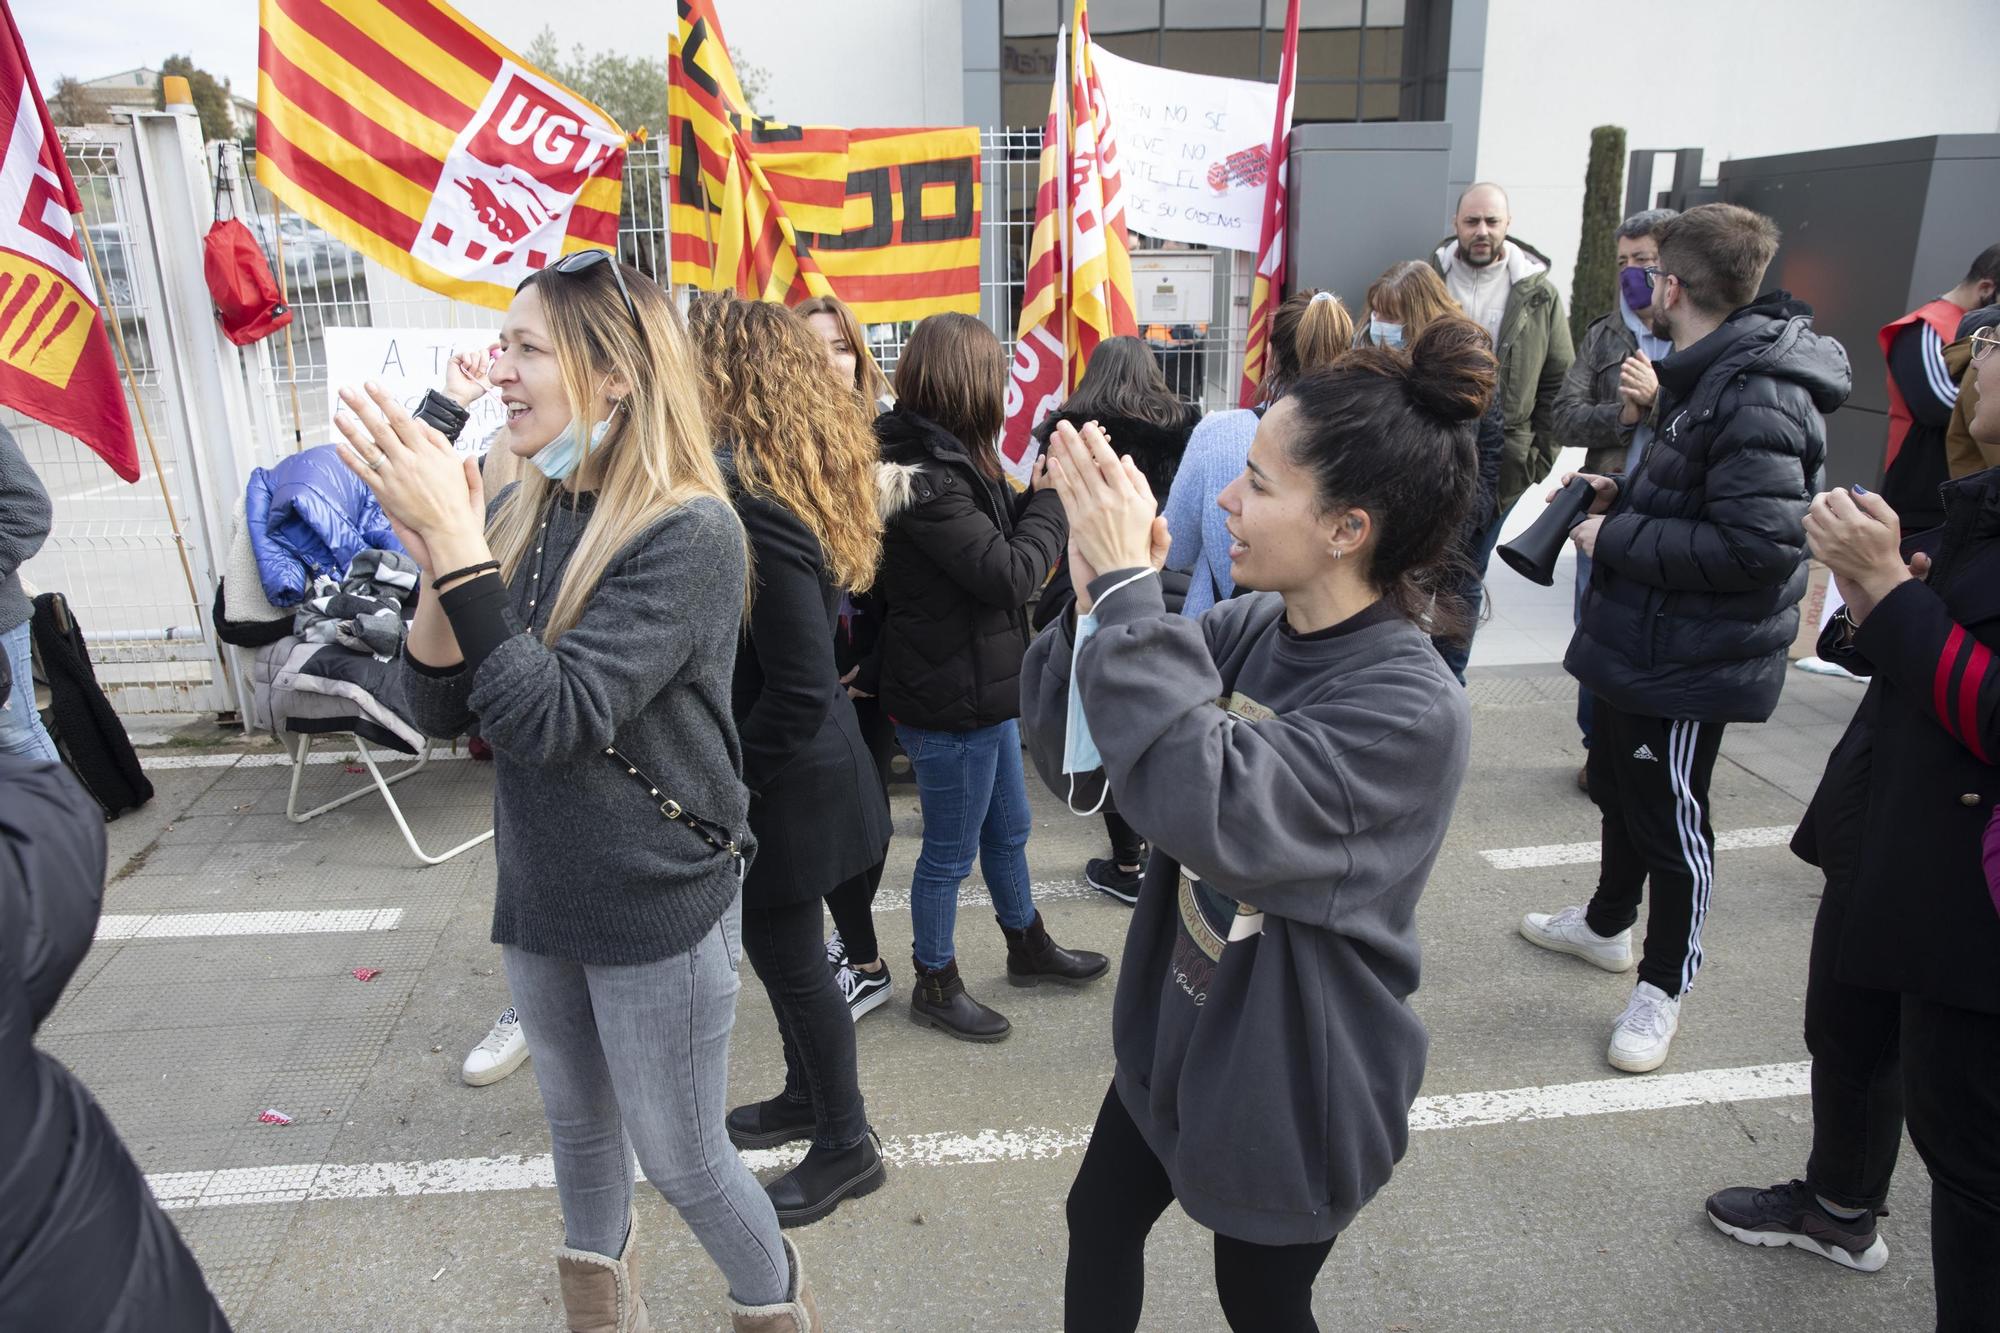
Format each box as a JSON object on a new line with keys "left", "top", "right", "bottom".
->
{"left": 1000, "top": 0, "right": 1450, "bottom": 127}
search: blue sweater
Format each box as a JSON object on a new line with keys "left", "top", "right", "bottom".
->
{"left": 1161, "top": 408, "right": 1258, "bottom": 617}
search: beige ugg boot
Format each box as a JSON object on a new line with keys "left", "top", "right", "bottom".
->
{"left": 555, "top": 1208, "right": 651, "bottom": 1333}
{"left": 728, "top": 1235, "right": 820, "bottom": 1333}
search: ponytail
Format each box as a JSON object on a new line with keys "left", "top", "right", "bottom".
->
{"left": 1266, "top": 289, "right": 1355, "bottom": 402}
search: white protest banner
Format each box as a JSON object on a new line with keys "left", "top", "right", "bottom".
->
{"left": 1088, "top": 45, "right": 1277, "bottom": 253}
{"left": 322, "top": 327, "right": 504, "bottom": 456}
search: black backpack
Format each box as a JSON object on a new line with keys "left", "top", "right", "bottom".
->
{"left": 29, "top": 591, "right": 154, "bottom": 819}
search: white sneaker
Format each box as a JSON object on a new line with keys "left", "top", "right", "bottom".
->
{"left": 1608, "top": 982, "right": 1681, "bottom": 1073}
{"left": 462, "top": 1006, "right": 530, "bottom": 1086}
{"left": 1519, "top": 906, "right": 1634, "bottom": 972}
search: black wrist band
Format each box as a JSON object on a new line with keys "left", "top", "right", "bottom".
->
{"left": 415, "top": 388, "right": 472, "bottom": 443}
{"left": 437, "top": 572, "right": 516, "bottom": 671}
{"left": 432, "top": 560, "right": 500, "bottom": 591}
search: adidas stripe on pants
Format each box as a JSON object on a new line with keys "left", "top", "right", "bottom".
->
{"left": 1583, "top": 701, "right": 1726, "bottom": 998}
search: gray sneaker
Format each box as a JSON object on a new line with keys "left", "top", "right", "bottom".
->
{"left": 1706, "top": 1179, "right": 1888, "bottom": 1272}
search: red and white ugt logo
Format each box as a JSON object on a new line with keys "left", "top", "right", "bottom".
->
{"left": 415, "top": 64, "right": 623, "bottom": 286}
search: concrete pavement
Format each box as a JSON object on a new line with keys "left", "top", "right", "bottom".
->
{"left": 38, "top": 634, "right": 1919, "bottom": 1332}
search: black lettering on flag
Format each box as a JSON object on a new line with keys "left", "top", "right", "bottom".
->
{"left": 800, "top": 168, "right": 893, "bottom": 254}
{"left": 899, "top": 158, "right": 976, "bottom": 244}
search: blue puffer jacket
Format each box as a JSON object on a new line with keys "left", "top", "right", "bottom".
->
{"left": 244, "top": 445, "right": 405, "bottom": 607}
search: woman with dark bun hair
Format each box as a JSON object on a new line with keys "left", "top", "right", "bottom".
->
{"left": 1022, "top": 320, "right": 1493, "bottom": 1332}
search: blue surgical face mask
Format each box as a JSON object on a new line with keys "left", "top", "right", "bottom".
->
{"left": 531, "top": 400, "right": 619, "bottom": 482}
{"left": 1370, "top": 316, "right": 1404, "bottom": 349}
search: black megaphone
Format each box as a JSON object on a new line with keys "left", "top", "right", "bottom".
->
{"left": 1495, "top": 476, "right": 1596, "bottom": 587}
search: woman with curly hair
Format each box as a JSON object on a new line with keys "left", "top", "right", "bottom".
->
{"left": 686, "top": 295, "right": 894, "bottom": 1226}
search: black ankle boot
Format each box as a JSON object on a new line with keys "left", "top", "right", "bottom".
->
{"left": 1001, "top": 911, "right": 1109, "bottom": 987}
{"left": 908, "top": 958, "right": 1010, "bottom": 1042}
{"left": 726, "top": 1093, "right": 816, "bottom": 1150}
{"left": 765, "top": 1132, "right": 888, "bottom": 1228}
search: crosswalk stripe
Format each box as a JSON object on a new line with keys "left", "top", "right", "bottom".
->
{"left": 95, "top": 908, "right": 405, "bottom": 940}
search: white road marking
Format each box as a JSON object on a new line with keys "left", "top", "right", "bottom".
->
{"left": 95, "top": 908, "right": 404, "bottom": 941}
{"left": 1479, "top": 825, "right": 1795, "bottom": 870}
{"left": 145, "top": 1060, "right": 1812, "bottom": 1211}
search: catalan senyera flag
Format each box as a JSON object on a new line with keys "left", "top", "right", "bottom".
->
{"left": 1065, "top": 0, "right": 1136, "bottom": 385}
{"left": 0, "top": 2, "right": 137, "bottom": 481}
{"left": 1239, "top": 0, "right": 1300, "bottom": 407}
{"left": 256, "top": 0, "right": 627, "bottom": 310}
{"left": 669, "top": 0, "right": 981, "bottom": 324}
{"left": 998, "top": 26, "right": 1069, "bottom": 487}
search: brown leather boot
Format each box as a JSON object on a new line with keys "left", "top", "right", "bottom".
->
{"left": 908, "top": 957, "right": 1010, "bottom": 1042}
{"left": 1001, "top": 911, "right": 1109, "bottom": 987}
{"left": 554, "top": 1207, "right": 650, "bottom": 1333}
{"left": 729, "top": 1235, "right": 821, "bottom": 1332}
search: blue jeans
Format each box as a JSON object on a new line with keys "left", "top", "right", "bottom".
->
{"left": 502, "top": 896, "right": 789, "bottom": 1306}
{"left": 1573, "top": 551, "right": 1594, "bottom": 748}
{"left": 0, "top": 621, "right": 57, "bottom": 762}
{"left": 895, "top": 719, "right": 1038, "bottom": 971}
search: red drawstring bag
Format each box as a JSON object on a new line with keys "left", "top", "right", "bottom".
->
{"left": 204, "top": 215, "right": 292, "bottom": 346}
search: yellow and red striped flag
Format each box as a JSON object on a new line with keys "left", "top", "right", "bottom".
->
{"left": 1066, "top": 0, "right": 1136, "bottom": 384}
{"left": 668, "top": 0, "right": 982, "bottom": 324}
{"left": 256, "top": 0, "right": 627, "bottom": 310}
{"left": 1239, "top": 0, "right": 1300, "bottom": 407}
{"left": 0, "top": 1, "right": 136, "bottom": 480}
{"left": 999, "top": 26, "right": 1070, "bottom": 487}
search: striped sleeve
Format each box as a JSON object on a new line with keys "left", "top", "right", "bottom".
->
{"left": 1855, "top": 578, "right": 1998, "bottom": 763}
{"left": 1921, "top": 325, "right": 1960, "bottom": 408}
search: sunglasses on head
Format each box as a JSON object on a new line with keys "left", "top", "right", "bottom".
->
{"left": 550, "top": 249, "right": 641, "bottom": 333}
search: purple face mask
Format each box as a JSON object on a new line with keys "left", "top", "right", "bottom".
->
{"left": 1620, "top": 265, "right": 1654, "bottom": 311}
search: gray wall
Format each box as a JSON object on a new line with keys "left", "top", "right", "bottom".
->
{"left": 1718, "top": 134, "right": 2000, "bottom": 489}
{"left": 1286, "top": 122, "right": 1457, "bottom": 312}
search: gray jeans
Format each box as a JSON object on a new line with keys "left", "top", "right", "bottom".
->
{"left": 504, "top": 897, "right": 788, "bottom": 1306}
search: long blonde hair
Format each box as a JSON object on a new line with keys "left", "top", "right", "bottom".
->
{"left": 793, "top": 293, "right": 891, "bottom": 406}
{"left": 486, "top": 258, "right": 746, "bottom": 641}
{"left": 686, "top": 295, "right": 883, "bottom": 593}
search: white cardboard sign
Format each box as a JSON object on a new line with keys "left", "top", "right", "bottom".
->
{"left": 322, "top": 326, "right": 504, "bottom": 456}
{"left": 1090, "top": 45, "right": 1278, "bottom": 254}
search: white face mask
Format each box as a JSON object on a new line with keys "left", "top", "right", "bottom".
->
{"left": 1370, "top": 317, "right": 1404, "bottom": 349}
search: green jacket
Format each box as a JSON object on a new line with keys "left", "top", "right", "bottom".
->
{"left": 1553, "top": 310, "right": 1641, "bottom": 478}
{"left": 1431, "top": 236, "right": 1575, "bottom": 510}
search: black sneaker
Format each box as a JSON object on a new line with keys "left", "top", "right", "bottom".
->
{"left": 824, "top": 929, "right": 847, "bottom": 970}
{"left": 1085, "top": 857, "right": 1141, "bottom": 905}
{"left": 835, "top": 961, "right": 893, "bottom": 1022}
{"left": 1705, "top": 1179, "right": 1888, "bottom": 1272}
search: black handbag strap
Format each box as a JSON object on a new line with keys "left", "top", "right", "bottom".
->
{"left": 601, "top": 744, "right": 744, "bottom": 866}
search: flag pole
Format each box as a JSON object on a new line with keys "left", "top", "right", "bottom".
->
{"left": 71, "top": 208, "right": 202, "bottom": 610}
{"left": 264, "top": 190, "right": 307, "bottom": 451}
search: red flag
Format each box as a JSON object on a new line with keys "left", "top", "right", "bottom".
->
{"left": 0, "top": 1, "right": 138, "bottom": 481}
{"left": 999, "top": 27, "right": 1070, "bottom": 487}
{"left": 1239, "top": 0, "right": 1300, "bottom": 409}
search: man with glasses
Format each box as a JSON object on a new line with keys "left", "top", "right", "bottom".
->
{"left": 1432, "top": 182, "right": 1574, "bottom": 525}
{"left": 1878, "top": 243, "right": 2000, "bottom": 533}
{"left": 1520, "top": 204, "right": 1849, "bottom": 1075}
{"left": 1944, "top": 306, "right": 2000, "bottom": 480}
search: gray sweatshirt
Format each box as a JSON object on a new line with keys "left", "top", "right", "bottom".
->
{"left": 392, "top": 490, "right": 752, "bottom": 965}
{"left": 0, "top": 427, "right": 54, "bottom": 635}
{"left": 1022, "top": 572, "right": 1470, "bottom": 1245}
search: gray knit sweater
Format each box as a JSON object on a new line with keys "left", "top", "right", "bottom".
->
{"left": 391, "top": 489, "right": 752, "bottom": 965}
{"left": 0, "top": 427, "right": 54, "bottom": 635}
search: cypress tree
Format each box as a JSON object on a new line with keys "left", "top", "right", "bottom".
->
{"left": 1570, "top": 125, "right": 1627, "bottom": 347}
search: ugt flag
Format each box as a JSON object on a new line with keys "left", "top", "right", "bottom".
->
{"left": 257, "top": 0, "right": 627, "bottom": 309}
{"left": 0, "top": 0, "right": 138, "bottom": 482}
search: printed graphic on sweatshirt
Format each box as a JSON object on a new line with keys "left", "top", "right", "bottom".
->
{"left": 1169, "top": 867, "right": 1264, "bottom": 1006}
{"left": 1219, "top": 691, "right": 1275, "bottom": 723}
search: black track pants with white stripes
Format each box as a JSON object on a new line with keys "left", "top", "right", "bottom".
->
{"left": 1583, "top": 701, "right": 1727, "bottom": 998}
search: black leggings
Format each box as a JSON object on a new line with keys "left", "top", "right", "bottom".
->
{"left": 1103, "top": 810, "right": 1145, "bottom": 867}
{"left": 740, "top": 896, "right": 868, "bottom": 1151}
{"left": 823, "top": 860, "right": 884, "bottom": 967}
{"left": 1064, "top": 1085, "right": 1335, "bottom": 1332}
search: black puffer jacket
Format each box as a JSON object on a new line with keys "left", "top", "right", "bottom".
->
{"left": 0, "top": 756, "right": 231, "bottom": 1331}
{"left": 860, "top": 407, "right": 1067, "bottom": 732}
{"left": 1567, "top": 292, "right": 1850, "bottom": 723}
